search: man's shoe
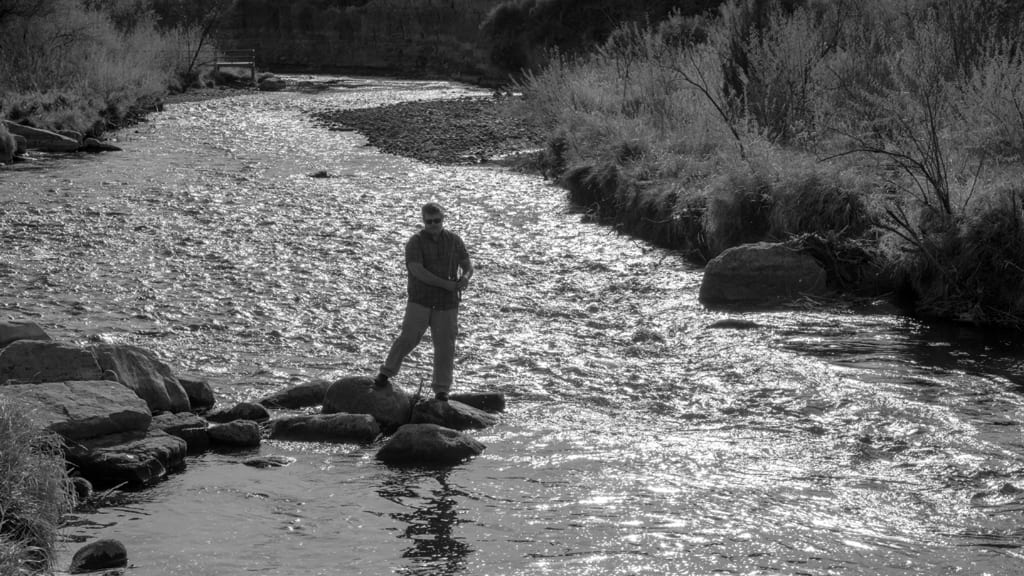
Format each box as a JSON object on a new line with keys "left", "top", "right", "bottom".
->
{"left": 373, "top": 374, "right": 390, "bottom": 388}
{"left": 435, "top": 392, "right": 449, "bottom": 402}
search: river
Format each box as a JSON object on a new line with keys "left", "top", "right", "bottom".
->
{"left": 3, "top": 76, "right": 1024, "bottom": 576}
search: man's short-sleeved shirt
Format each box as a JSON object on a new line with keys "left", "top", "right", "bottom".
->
{"left": 405, "top": 229, "right": 468, "bottom": 310}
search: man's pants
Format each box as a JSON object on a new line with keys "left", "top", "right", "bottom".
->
{"left": 380, "top": 302, "right": 458, "bottom": 394}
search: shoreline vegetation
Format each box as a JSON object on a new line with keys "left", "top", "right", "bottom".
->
{"left": 503, "top": 0, "right": 1024, "bottom": 330}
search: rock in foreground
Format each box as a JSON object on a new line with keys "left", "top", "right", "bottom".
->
{"left": 376, "top": 423, "right": 485, "bottom": 467}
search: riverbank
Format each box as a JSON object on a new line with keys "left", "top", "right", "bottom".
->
{"left": 311, "top": 94, "right": 548, "bottom": 168}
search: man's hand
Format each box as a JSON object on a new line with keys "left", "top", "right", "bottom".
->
{"left": 456, "top": 276, "right": 470, "bottom": 291}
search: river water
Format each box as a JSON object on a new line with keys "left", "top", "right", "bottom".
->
{"left": 3, "top": 76, "right": 1024, "bottom": 576}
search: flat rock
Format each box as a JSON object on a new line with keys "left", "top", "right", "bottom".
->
{"left": 243, "top": 455, "right": 296, "bottom": 468}
{"left": 323, "top": 375, "right": 411, "bottom": 432}
{"left": 376, "top": 423, "right": 485, "bottom": 467}
{"left": 268, "top": 413, "right": 380, "bottom": 443}
{"left": 411, "top": 398, "right": 498, "bottom": 430}
{"left": 65, "top": 429, "right": 187, "bottom": 489}
{"left": 208, "top": 420, "right": 262, "bottom": 447}
{"left": 0, "top": 320, "right": 50, "bottom": 348}
{"left": 0, "top": 380, "right": 151, "bottom": 441}
{"left": 258, "top": 379, "right": 331, "bottom": 409}
{"left": 151, "top": 412, "right": 209, "bottom": 453}
{"left": 0, "top": 340, "right": 105, "bottom": 384}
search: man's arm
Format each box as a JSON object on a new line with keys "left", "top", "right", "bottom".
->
{"left": 456, "top": 256, "right": 473, "bottom": 291}
{"left": 408, "top": 262, "right": 458, "bottom": 292}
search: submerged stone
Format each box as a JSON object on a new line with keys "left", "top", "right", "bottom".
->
{"left": 268, "top": 413, "right": 379, "bottom": 443}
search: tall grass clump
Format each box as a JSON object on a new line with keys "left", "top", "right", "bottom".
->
{"left": 0, "top": 0, "right": 223, "bottom": 135}
{"left": 0, "top": 397, "right": 75, "bottom": 574}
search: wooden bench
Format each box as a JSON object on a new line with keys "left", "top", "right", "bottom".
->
{"left": 214, "top": 49, "right": 256, "bottom": 85}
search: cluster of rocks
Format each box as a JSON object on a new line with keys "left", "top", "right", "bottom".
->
{"left": 0, "top": 320, "right": 503, "bottom": 573}
{"left": 0, "top": 120, "right": 122, "bottom": 164}
{"left": 311, "top": 95, "right": 546, "bottom": 165}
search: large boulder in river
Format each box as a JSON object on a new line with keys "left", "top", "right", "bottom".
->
{"left": 0, "top": 380, "right": 151, "bottom": 440}
{"left": 88, "top": 343, "right": 191, "bottom": 413}
{"left": 699, "top": 242, "right": 827, "bottom": 307}
{"left": 268, "top": 413, "right": 379, "bottom": 443}
{"left": 323, "top": 376, "right": 411, "bottom": 432}
{"left": 0, "top": 320, "right": 50, "bottom": 348}
{"left": 259, "top": 378, "right": 332, "bottom": 409}
{"left": 376, "top": 423, "right": 485, "bottom": 467}
{"left": 411, "top": 398, "right": 499, "bottom": 430}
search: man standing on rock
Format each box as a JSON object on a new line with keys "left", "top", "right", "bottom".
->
{"left": 375, "top": 202, "right": 473, "bottom": 402}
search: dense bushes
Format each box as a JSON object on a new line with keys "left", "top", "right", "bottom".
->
{"left": 518, "top": 0, "right": 1024, "bottom": 326}
{"left": 482, "top": 0, "right": 724, "bottom": 77}
{"left": 0, "top": 0, "right": 222, "bottom": 135}
{"left": 0, "top": 398, "right": 75, "bottom": 575}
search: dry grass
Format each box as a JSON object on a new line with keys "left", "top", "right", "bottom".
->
{"left": 0, "top": 398, "right": 75, "bottom": 574}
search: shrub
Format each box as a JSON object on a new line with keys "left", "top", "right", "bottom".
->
{"left": 702, "top": 168, "right": 773, "bottom": 257}
{"left": 898, "top": 185, "right": 1024, "bottom": 325}
{"left": 768, "top": 170, "right": 871, "bottom": 239}
{"left": 0, "top": 397, "right": 75, "bottom": 574}
{"left": 0, "top": 123, "right": 15, "bottom": 163}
